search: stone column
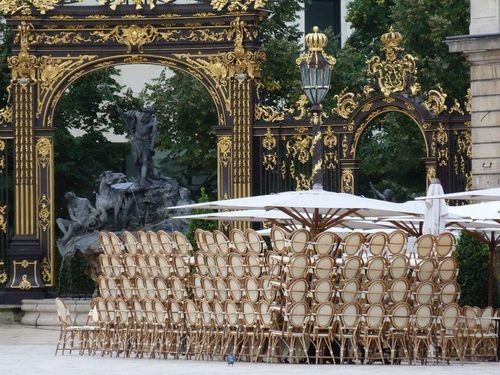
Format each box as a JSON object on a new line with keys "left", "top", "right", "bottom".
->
{"left": 446, "top": 0, "right": 500, "bottom": 189}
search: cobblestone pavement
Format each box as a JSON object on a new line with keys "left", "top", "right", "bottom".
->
{"left": 1, "top": 324, "right": 498, "bottom": 375}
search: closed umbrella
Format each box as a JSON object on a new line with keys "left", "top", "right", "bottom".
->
{"left": 422, "top": 178, "right": 448, "bottom": 235}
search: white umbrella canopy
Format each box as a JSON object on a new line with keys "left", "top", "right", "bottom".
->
{"left": 422, "top": 179, "right": 448, "bottom": 235}
{"left": 417, "top": 187, "right": 500, "bottom": 202}
{"left": 170, "top": 187, "right": 420, "bottom": 235}
{"left": 448, "top": 201, "right": 500, "bottom": 222}
{"left": 173, "top": 209, "right": 397, "bottom": 231}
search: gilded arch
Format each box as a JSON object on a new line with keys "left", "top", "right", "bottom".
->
{"left": 253, "top": 28, "right": 471, "bottom": 198}
{"left": 0, "top": 1, "right": 267, "bottom": 301}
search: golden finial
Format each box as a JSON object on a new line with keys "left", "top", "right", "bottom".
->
{"left": 304, "top": 26, "right": 329, "bottom": 52}
{"left": 380, "top": 26, "right": 403, "bottom": 50}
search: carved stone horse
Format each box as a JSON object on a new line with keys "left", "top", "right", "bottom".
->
{"left": 95, "top": 171, "right": 130, "bottom": 227}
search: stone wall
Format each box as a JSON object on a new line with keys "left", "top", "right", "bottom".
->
{"left": 447, "top": 0, "right": 500, "bottom": 189}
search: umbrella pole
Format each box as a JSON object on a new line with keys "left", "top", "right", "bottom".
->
{"left": 488, "top": 232, "right": 495, "bottom": 307}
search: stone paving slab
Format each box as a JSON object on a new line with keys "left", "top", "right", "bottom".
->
{"left": 0, "top": 324, "right": 498, "bottom": 375}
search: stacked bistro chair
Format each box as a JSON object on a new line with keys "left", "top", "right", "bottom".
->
{"left": 76, "top": 228, "right": 498, "bottom": 365}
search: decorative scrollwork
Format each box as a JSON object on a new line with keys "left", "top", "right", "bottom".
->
{"left": 323, "top": 127, "right": 338, "bottom": 170}
{"left": 363, "top": 85, "right": 375, "bottom": 98}
{"left": 342, "top": 135, "right": 349, "bottom": 158}
{"left": 465, "top": 88, "right": 471, "bottom": 114}
{"left": 41, "top": 257, "right": 51, "bottom": 284}
{"left": 38, "top": 194, "right": 50, "bottom": 232}
{"left": 436, "top": 123, "right": 448, "bottom": 145}
{"left": 323, "top": 126, "right": 337, "bottom": 149}
{"left": 262, "top": 128, "right": 276, "bottom": 151}
{"left": 0, "top": 269, "right": 7, "bottom": 285}
{"left": 0, "top": 0, "right": 60, "bottom": 15}
{"left": 289, "top": 95, "right": 309, "bottom": 120}
{"left": 448, "top": 99, "right": 464, "bottom": 115}
{"left": 92, "top": 25, "right": 158, "bottom": 53}
{"left": 425, "top": 88, "right": 448, "bottom": 115}
{"left": 0, "top": 139, "right": 5, "bottom": 173}
{"left": 286, "top": 133, "right": 312, "bottom": 165}
{"left": 39, "top": 55, "right": 96, "bottom": 91}
{"left": 262, "top": 128, "right": 277, "bottom": 171}
{"left": 332, "top": 90, "right": 359, "bottom": 119}
{"left": 19, "top": 275, "right": 32, "bottom": 290}
{"left": 295, "top": 174, "right": 311, "bottom": 191}
{"left": 218, "top": 136, "right": 232, "bottom": 168}
{"left": 341, "top": 169, "right": 354, "bottom": 194}
{"left": 0, "top": 106, "right": 12, "bottom": 124}
{"left": 435, "top": 124, "right": 449, "bottom": 167}
{"left": 9, "top": 22, "right": 38, "bottom": 86}
{"left": 255, "top": 105, "right": 285, "bottom": 122}
{"left": 175, "top": 18, "right": 264, "bottom": 86}
{"left": 367, "top": 27, "right": 417, "bottom": 97}
{"left": 36, "top": 137, "right": 51, "bottom": 168}
{"left": 0, "top": 205, "right": 6, "bottom": 233}
{"left": 211, "top": 0, "right": 266, "bottom": 12}
{"left": 426, "top": 166, "right": 436, "bottom": 186}
{"left": 100, "top": 0, "right": 175, "bottom": 11}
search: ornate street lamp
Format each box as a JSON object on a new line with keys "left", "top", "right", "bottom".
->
{"left": 296, "top": 27, "right": 336, "bottom": 190}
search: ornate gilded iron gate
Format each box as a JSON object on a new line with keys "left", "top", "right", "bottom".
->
{"left": 0, "top": 3, "right": 471, "bottom": 303}
{"left": 253, "top": 28, "right": 471, "bottom": 196}
{"left": 0, "top": 1, "right": 266, "bottom": 303}
{"left": 0, "top": 138, "right": 13, "bottom": 287}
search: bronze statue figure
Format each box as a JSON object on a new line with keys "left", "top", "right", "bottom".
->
{"left": 118, "top": 106, "right": 158, "bottom": 187}
{"left": 56, "top": 192, "right": 99, "bottom": 245}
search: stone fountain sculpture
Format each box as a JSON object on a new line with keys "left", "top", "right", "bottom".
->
{"left": 55, "top": 106, "right": 194, "bottom": 286}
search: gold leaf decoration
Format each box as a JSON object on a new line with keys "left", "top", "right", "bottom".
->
{"left": 100, "top": 0, "right": 176, "bottom": 11}
{"left": 262, "top": 128, "right": 276, "bottom": 151}
{"left": 426, "top": 166, "right": 436, "bottom": 186}
{"left": 323, "top": 126, "right": 337, "bottom": 149}
{"left": 0, "top": 205, "right": 6, "bottom": 233}
{"left": 341, "top": 169, "right": 354, "bottom": 193}
{"left": 367, "top": 27, "right": 417, "bottom": 97}
{"left": 448, "top": 98, "right": 464, "bottom": 115}
{"left": 0, "top": 106, "right": 12, "bottom": 124}
{"left": 424, "top": 88, "right": 447, "bottom": 115}
{"left": 286, "top": 133, "right": 312, "bottom": 165}
{"left": 218, "top": 136, "right": 232, "bottom": 167}
{"left": 92, "top": 25, "right": 158, "bottom": 53}
{"left": 36, "top": 137, "right": 51, "bottom": 168}
{"left": 332, "top": 91, "right": 359, "bottom": 119}
{"left": 0, "top": 0, "right": 59, "bottom": 15}
{"left": 255, "top": 105, "right": 285, "bottom": 122}
{"left": 41, "top": 257, "right": 51, "bottom": 284}
{"left": 289, "top": 95, "right": 308, "bottom": 120}
{"left": 211, "top": 0, "right": 266, "bottom": 12}
{"left": 38, "top": 194, "right": 50, "bottom": 232}
{"left": 465, "top": 88, "right": 471, "bottom": 114}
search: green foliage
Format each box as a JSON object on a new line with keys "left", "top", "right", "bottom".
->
{"left": 334, "top": 0, "right": 469, "bottom": 197}
{"left": 53, "top": 68, "right": 135, "bottom": 218}
{"left": 55, "top": 251, "right": 96, "bottom": 297}
{"left": 358, "top": 112, "right": 426, "bottom": 201}
{"left": 0, "top": 21, "right": 12, "bottom": 106}
{"left": 259, "top": 0, "right": 304, "bottom": 107}
{"left": 333, "top": 0, "right": 470, "bottom": 100}
{"left": 142, "top": 0, "right": 306, "bottom": 194}
{"left": 391, "top": 0, "right": 470, "bottom": 100}
{"left": 142, "top": 70, "right": 218, "bottom": 192}
{"left": 454, "top": 232, "right": 490, "bottom": 308}
{"left": 185, "top": 187, "right": 218, "bottom": 250}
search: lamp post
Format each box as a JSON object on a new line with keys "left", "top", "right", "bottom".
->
{"left": 296, "top": 26, "right": 336, "bottom": 190}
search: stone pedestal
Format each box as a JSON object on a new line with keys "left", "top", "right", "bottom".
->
{"left": 21, "top": 298, "right": 91, "bottom": 327}
{"left": 446, "top": 0, "right": 500, "bottom": 189}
